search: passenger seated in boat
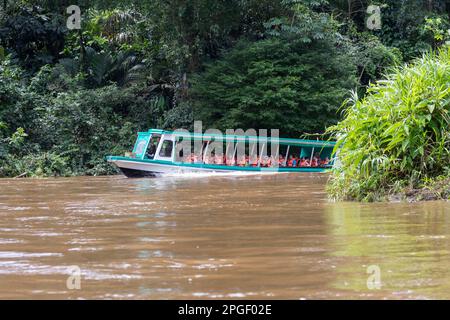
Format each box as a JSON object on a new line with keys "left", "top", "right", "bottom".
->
{"left": 290, "top": 156, "right": 295, "bottom": 167}
{"left": 193, "top": 154, "right": 201, "bottom": 163}
{"left": 226, "top": 156, "right": 235, "bottom": 166}
{"left": 279, "top": 156, "right": 285, "bottom": 167}
{"left": 265, "top": 156, "right": 272, "bottom": 167}
{"left": 259, "top": 156, "right": 265, "bottom": 167}
{"left": 237, "top": 155, "right": 246, "bottom": 167}
{"left": 299, "top": 157, "right": 305, "bottom": 167}
{"left": 287, "top": 155, "right": 294, "bottom": 167}
{"left": 215, "top": 154, "right": 224, "bottom": 165}
{"left": 261, "top": 156, "right": 269, "bottom": 167}
{"left": 249, "top": 155, "right": 258, "bottom": 167}
{"left": 310, "top": 153, "right": 318, "bottom": 167}
{"left": 292, "top": 155, "right": 298, "bottom": 167}
{"left": 320, "top": 157, "right": 330, "bottom": 167}
{"left": 180, "top": 151, "right": 189, "bottom": 163}
{"left": 311, "top": 152, "right": 321, "bottom": 167}
{"left": 301, "top": 158, "right": 310, "bottom": 167}
{"left": 260, "top": 156, "right": 265, "bottom": 167}
{"left": 270, "top": 156, "right": 277, "bottom": 167}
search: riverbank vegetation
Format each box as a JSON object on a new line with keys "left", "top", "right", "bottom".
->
{"left": 1, "top": 0, "right": 450, "bottom": 178}
{"left": 328, "top": 48, "right": 450, "bottom": 202}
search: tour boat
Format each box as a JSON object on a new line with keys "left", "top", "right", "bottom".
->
{"left": 107, "top": 129, "right": 335, "bottom": 178}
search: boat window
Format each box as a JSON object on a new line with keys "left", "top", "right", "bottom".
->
{"left": 159, "top": 140, "right": 174, "bottom": 158}
{"left": 145, "top": 135, "right": 161, "bottom": 159}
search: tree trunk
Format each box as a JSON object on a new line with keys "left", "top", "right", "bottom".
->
{"left": 78, "top": 29, "right": 86, "bottom": 72}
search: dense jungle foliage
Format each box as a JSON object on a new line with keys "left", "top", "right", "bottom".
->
{"left": 328, "top": 48, "right": 450, "bottom": 201}
{"left": 1, "top": 0, "right": 450, "bottom": 179}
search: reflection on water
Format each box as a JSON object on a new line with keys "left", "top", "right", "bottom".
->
{"left": 325, "top": 202, "right": 450, "bottom": 299}
{"left": 0, "top": 174, "right": 449, "bottom": 299}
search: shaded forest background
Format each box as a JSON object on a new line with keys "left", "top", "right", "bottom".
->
{"left": 1, "top": 0, "right": 450, "bottom": 176}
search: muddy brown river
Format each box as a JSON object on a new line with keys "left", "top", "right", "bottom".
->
{"left": 0, "top": 173, "right": 449, "bottom": 299}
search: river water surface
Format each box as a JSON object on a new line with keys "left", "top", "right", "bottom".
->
{"left": 0, "top": 173, "right": 449, "bottom": 299}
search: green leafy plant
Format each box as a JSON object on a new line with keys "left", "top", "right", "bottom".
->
{"left": 327, "top": 47, "right": 450, "bottom": 201}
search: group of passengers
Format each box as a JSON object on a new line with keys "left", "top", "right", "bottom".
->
{"left": 281, "top": 153, "right": 330, "bottom": 168}
{"left": 182, "top": 152, "right": 330, "bottom": 168}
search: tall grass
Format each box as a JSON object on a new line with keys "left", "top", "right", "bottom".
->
{"left": 327, "top": 48, "right": 450, "bottom": 201}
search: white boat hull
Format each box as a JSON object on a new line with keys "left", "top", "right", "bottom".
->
{"left": 108, "top": 159, "right": 231, "bottom": 177}
{"left": 107, "top": 156, "right": 329, "bottom": 178}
